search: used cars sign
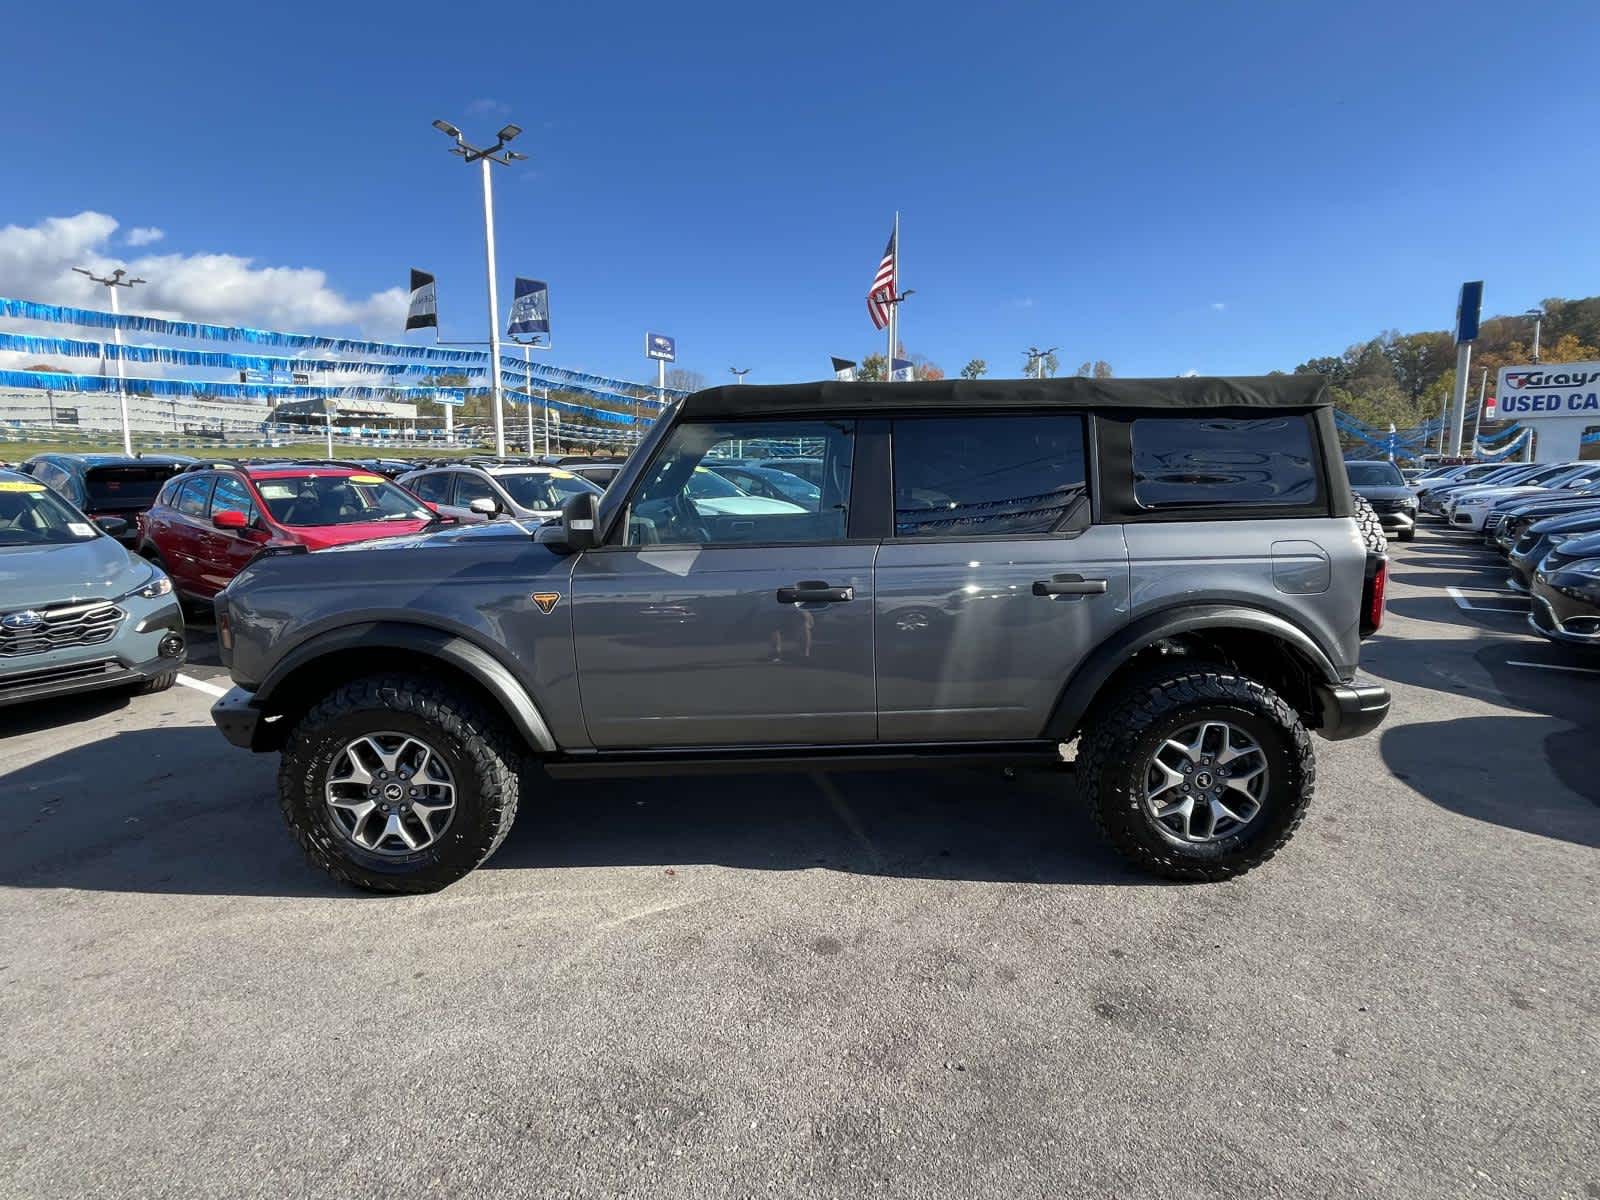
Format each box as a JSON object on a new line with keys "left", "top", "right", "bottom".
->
{"left": 1495, "top": 362, "right": 1600, "bottom": 417}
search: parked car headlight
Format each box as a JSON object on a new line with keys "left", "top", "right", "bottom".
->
{"left": 119, "top": 570, "right": 173, "bottom": 602}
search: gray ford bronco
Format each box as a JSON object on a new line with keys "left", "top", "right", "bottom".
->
{"left": 210, "top": 376, "right": 1391, "bottom": 893}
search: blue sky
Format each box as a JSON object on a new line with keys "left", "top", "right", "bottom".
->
{"left": 5, "top": 0, "right": 1600, "bottom": 389}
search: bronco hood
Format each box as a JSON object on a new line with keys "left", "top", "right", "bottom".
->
{"left": 0, "top": 536, "right": 152, "bottom": 609}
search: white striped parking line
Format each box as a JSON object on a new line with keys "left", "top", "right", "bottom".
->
{"left": 1506, "top": 660, "right": 1600, "bottom": 676}
{"left": 175, "top": 673, "right": 228, "bottom": 698}
{"left": 1446, "top": 586, "right": 1530, "bottom": 614}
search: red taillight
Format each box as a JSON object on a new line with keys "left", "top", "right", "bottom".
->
{"left": 1362, "top": 556, "right": 1387, "bottom": 636}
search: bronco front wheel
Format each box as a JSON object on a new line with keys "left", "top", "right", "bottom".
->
{"left": 278, "top": 674, "right": 522, "bottom": 894}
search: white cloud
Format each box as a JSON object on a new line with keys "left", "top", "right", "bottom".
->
{"left": 1181, "top": 368, "right": 1200, "bottom": 377}
{"left": 1210, "top": 302, "right": 1226, "bottom": 312}
{"left": 126, "top": 226, "right": 165, "bottom": 247}
{"left": 0, "top": 211, "right": 406, "bottom": 337}
{"left": 466, "top": 97, "right": 510, "bottom": 116}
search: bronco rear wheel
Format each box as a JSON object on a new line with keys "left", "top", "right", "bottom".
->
{"left": 1077, "top": 662, "right": 1314, "bottom": 882}
{"left": 278, "top": 674, "right": 521, "bottom": 894}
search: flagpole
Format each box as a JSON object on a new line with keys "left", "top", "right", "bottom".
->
{"left": 888, "top": 211, "right": 899, "bottom": 377}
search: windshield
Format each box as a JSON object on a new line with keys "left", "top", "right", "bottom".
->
{"left": 255, "top": 473, "right": 431, "bottom": 526}
{"left": 754, "top": 468, "right": 820, "bottom": 504}
{"left": 1346, "top": 463, "right": 1404, "bottom": 487}
{"left": 0, "top": 479, "right": 102, "bottom": 546}
{"left": 495, "top": 470, "right": 600, "bottom": 512}
{"left": 84, "top": 465, "right": 182, "bottom": 510}
{"left": 685, "top": 466, "right": 746, "bottom": 500}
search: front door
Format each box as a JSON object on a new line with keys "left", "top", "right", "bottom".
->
{"left": 571, "top": 418, "right": 873, "bottom": 748}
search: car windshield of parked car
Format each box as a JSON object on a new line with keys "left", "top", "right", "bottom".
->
{"left": 750, "top": 468, "right": 821, "bottom": 504}
{"left": 684, "top": 466, "right": 747, "bottom": 500}
{"left": 254, "top": 474, "right": 430, "bottom": 526}
{"left": 495, "top": 470, "right": 600, "bottom": 512}
{"left": 0, "top": 479, "right": 100, "bottom": 545}
{"left": 1346, "top": 463, "right": 1405, "bottom": 487}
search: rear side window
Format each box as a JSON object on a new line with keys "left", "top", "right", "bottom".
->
{"left": 176, "top": 476, "right": 213, "bottom": 517}
{"left": 84, "top": 466, "right": 175, "bottom": 509}
{"left": 1133, "top": 416, "right": 1319, "bottom": 508}
{"left": 406, "top": 473, "right": 450, "bottom": 503}
{"left": 891, "top": 415, "right": 1088, "bottom": 538}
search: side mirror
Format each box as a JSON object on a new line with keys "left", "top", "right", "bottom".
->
{"left": 469, "top": 497, "right": 500, "bottom": 517}
{"left": 560, "top": 491, "right": 599, "bottom": 551}
{"left": 212, "top": 509, "right": 248, "bottom": 530}
{"left": 94, "top": 515, "right": 129, "bottom": 537}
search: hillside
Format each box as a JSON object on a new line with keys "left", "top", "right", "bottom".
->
{"left": 1290, "top": 296, "right": 1600, "bottom": 433}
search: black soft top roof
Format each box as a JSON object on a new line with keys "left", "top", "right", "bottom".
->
{"left": 679, "top": 375, "right": 1329, "bottom": 420}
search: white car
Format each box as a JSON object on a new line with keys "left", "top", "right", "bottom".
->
{"left": 1445, "top": 462, "right": 1586, "bottom": 529}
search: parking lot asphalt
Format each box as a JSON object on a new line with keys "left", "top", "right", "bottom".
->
{"left": 2, "top": 524, "right": 1596, "bottom": 1200}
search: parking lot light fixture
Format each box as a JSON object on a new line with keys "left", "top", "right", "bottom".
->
{"left": 432, "top": 117, "right": 529, "bottom": 458}
{"left": 731, "top": 368, "right": 750, "bottom": 384}
{"left": 72, "top": 266, "right": 148, "bottom": 455}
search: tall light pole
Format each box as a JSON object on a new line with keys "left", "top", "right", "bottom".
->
{"left": 1524, "top": 307, "right": 1544, "bottom": 363}
{"left": 432, "top": 118, "right": 528, "bottom": 458}
{"left": 730, "top": 367, "right": 750, "bottom": 384}
{"left": 72, "top": 267, "right": 147, "bottom": 454}
{"left": 1026, "top": 345, "right": 1057, "bottom": 380}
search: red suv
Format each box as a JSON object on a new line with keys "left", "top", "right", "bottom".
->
{"left": 137, "top": 463, "right": 438, "bottom": 599}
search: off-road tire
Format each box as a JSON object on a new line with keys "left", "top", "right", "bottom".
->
{"left": 136, "top": 671, "right": 176, "bottom": 695}
{"left": 1353, "top": 495, "right": 1388, "bottom": 554}
{"left": 1077, "top": 662, "right": 1314, "bottom": 882}
{"left": 278, "top": 674, "right": 522, "bottom": 894}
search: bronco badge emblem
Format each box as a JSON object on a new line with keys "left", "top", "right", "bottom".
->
{"left": 531, "top": 592, "right": 561, "bottom": 615}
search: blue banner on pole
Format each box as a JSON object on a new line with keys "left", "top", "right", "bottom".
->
{"left": 507, "top": 278, "right": 550, "bottom": 341}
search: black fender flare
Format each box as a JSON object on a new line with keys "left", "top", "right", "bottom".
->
{"left": 1043, "top": 604, "right": 1343, "bottom": 741}
{"left": 255, "top": 621, "right": 557, "bottom": 752}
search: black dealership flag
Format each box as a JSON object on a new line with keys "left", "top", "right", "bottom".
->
{"left": 405, "top": 268, "right": 438, "bottom": 331}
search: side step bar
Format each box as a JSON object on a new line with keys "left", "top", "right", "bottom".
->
{"left": 542, "top": 740, "right": 1064, "bottom": 779}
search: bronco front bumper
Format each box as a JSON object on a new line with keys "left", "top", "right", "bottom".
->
{"left": 211, "top": 685, "right": 265, "bottom": 749}
{"left": 1313, "top": 681, "right": 1391, "bottom": 741}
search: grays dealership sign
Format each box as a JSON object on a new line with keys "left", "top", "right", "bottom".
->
{"left": 1495, "top": 361, "right": 1600, "bottom": 461}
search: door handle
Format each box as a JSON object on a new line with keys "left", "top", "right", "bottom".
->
{"left": 1032, "top": 574, "right": 1108, "bottom": 597}
{"left": 777, "top": 581, "right": 854, "bottom": 604}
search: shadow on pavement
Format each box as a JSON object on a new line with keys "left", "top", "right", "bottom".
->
{"left": 2, "top": 724, "right": 1135, "bottom": 897}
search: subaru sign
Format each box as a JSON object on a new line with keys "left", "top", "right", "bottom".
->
{"left": 645, "top": 332, "right": 676, "bottom": 362}
{"left": 1455, "top": 280, "right": 1483, "bottom": 344}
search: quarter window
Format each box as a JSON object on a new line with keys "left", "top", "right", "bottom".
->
{"left": 1132, "top": 416, "right": 1319, "bottom": 508}
{"left": 891, "top": 415, "right": 1088, "bottom": 538}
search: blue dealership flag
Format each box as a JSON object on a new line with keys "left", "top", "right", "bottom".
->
{"left": 507, "top": 278, "right": 550, "bottom": 341}
{"left": 891, "top": 357, "right": 915, "bottom": 382}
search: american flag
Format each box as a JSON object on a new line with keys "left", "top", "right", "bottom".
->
{"left": 867, "top": 226, "right": 896, "bottom": 330}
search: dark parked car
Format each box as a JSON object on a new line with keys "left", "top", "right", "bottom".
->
{"left": 1529, "top": 530, "right": 1600, "bottom": 648}
{"left": 20, "top": 453, "right": 193, "bottom": 546}
{"left": 1491, "top": 481, "right": 1600, "bottom": 552}
{"left": 1507, "top": 508, "right": 1600, "bottom": 591}
{"left": 209, "top": 375, "right": 1388, "bottom": 894}
{"left": 1344, "top": 460, "right": 1416, "bottom": 540}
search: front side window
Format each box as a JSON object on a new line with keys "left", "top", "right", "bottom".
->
{"left": 625, "top": 421, "right": 854, "bottom": 545}
{"left": 1133, "top": 415, "right": 1318, "bottom": 508}
{"left": 892, "top": 415, "right": 1088, "bottom": 538}
{"left": 452, "top": 473, "right": 500, "bottom": 508}
{"left": 209, "top": 474, "right": 257, "bottom": 524}
{"left": 1346, "top": 462, "right": 1404, "bottom": 487}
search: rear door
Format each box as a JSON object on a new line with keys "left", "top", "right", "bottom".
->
{"left": 163, "top": 475, "right": 216, "bottom": 592}
{"left": 874, "top": 413, "right": 1130, "bottom": 741}
{"left": 571, "top": 418, "right": 874, "bottom": 747}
